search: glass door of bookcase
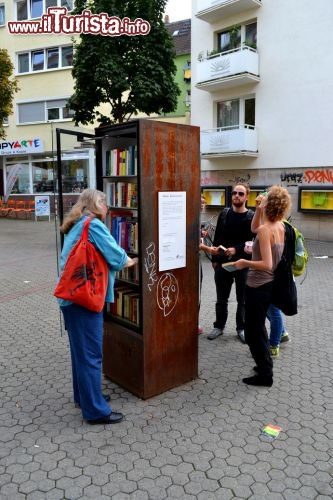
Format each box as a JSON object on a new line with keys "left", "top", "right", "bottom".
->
{"left": 102, "top": 127, "right": 140, "bottom": 331}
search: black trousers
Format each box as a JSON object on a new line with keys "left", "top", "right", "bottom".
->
{"left": 245, "top": 282, "right": 273, "bottom": 378}
{"left": 213, "top": 266, "right": 247, "bottom": 331}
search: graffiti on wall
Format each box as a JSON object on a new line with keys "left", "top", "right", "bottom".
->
{"left": 280, "top": 173, "right": 303, "bottom": 186}
{"left": 281, "top": 169, "right": 333, "bottom": 186}
{"left": 303, "top": 169, "right": 333, "bottom": 185}
{"left": 228, "top": 174, "right": 251, "bottom": 185}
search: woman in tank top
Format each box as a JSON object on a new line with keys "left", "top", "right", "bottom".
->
{"left": 232, "top": 186, "right": 292, "bottom": 387}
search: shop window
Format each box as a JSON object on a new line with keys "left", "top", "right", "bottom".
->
{"left": 7, "top": 164, "right": 30, "bottom": 194}
{"left": 60, "top": 159, "right": 88, "bottom": 193}
{"left": 33, "top": 161, "right": 54, "bottom": 193}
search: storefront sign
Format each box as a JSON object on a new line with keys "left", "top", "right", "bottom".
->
{"left": 0, "top": 138, "right": 44, "bottom": 155}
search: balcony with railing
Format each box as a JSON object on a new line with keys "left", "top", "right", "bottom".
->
{"left": 196, "top": 0, "right": 262, "bottom": 23}
{"left": 196, "top": 46, "right": 259, "bottom": 91}
{"left": 200, "top": 125, "right": 258, "bottom": 157}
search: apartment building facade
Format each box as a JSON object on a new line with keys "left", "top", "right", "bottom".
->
{"left": 192, "top": 0, "right": 333, "bottom": 241}
{"left": 0, "top": 0, "right": 97, "bottom": 210}
{"left": 0, "top": 4, "right": 191, "bottom": 210}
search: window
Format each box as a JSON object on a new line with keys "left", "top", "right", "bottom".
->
{"left": 15, "top": 0, "right": 73, "bottom": 20}
{"left": 0, "top": 4, "right": 5, "bottom": 25}
{"left": 218, "top": 22, "right": 257, "bottom": 53}
{"left": 185, "top": 90, "right": 191, "bottom": 107}
{"left": 217, "top": 97, "right": 255, "bottom": 129}
{"left": 18, "top": 53, "right": 29, "bottom": 73}
{"left": 31, "top": 0, "right": 43, "bottom": 18}
{"left": 183, "top": 60, "right": 191, "bottom": 82}
{"left": 217, "top": 100, "right": 240, "bottom": 129}
{"left": 47, "top": 48, "right": 59, "bottom": 69}
{"left": 245, "top": 22, "right": 257, "bottom": 48}
{"left": 32, "top": 50, "right": 44, "bottom": 71}
{"left": 218, "top": 27, "right": 241, "bottom": 53}
{"left": 18, "top": 99, "right": 74, "bottom": 124}
{"left": 17, "top": 45, "right": 73, "bottom": 73}
{"left": 245, "top": 98, "right": 255, "bottom": 126}
{"left": 61, "top": 45, "right": 73, "bottom": 66}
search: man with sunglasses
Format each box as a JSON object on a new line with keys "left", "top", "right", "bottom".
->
{"left": 207, "top": 183, "right": 254, "bottom": 343}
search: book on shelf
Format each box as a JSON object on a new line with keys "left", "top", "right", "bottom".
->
{"left": 105, "top": 180, "right": 138, "bottom": 209}
{"left": 104, "top": 146, "right": 138, "bottom": 177}
{"left": 111, "top": 286, "right": 140, "bottom": 326}
{"left": 116, "top": 264, "right": 139, "bottom": 283}
{"left": 109, "top": 210, "right": 138, "bottom": 253}
{"left": 116, "top": 287, "right": 133, "bottom": 316}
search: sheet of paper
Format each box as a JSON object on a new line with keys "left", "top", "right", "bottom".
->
{"left": 158, "top": 191, "right": 186, "bottom": 271}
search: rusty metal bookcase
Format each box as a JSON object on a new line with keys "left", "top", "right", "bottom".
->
{"left": 95, "top": 119, "right": 200, "bottom": 399}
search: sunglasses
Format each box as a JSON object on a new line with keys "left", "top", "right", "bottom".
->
{"left": 232, "top": 191, "right": 246, "bottom": 197}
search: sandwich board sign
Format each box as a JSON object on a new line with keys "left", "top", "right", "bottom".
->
{"left": 35, "top": 195, "right": 50, "bottom": 221}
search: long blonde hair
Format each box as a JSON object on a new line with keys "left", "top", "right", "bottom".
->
{"left": 60, "top": 188, "right": 106, "bottom": 234}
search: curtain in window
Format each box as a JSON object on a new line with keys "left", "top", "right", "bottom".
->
{"left": 217, "top": 100, "right": 239, "bottom": 129}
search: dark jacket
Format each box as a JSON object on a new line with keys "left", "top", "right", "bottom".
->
{"left": 212, "top": 207, "right": 255, "bottom": 264}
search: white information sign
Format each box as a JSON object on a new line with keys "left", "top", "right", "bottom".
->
{"left": 158, "top": 191, "right": 186, "bottom": 271}
{"left": 35, "top": 195, "right": 50, "bottom": 220}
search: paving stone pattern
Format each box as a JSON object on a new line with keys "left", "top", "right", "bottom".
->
{"left": 0, "top": 218, "right": 333, "bottom": 500}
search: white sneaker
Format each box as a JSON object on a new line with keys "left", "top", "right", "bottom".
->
{"left": 207, "top": 328, "right": 223, "bottom": 340}
{"left": 237, "top": 329, "right": 246, "bottom": 344}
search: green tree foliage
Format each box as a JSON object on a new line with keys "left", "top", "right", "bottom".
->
{"left": 68, "top": 0, "right": 180, "bottom": 125}
{"left": 0, "top": 49, "right": 19, "bottom": 139}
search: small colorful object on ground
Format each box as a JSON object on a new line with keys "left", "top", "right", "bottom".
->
{"left": 261, "top": 424, "right": 282, "bottom": 439}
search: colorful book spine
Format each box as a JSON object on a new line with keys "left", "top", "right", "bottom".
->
{"left": 104, "top": 146, "right": 138, "bottom": 177}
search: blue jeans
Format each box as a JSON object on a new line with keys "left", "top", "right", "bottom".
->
{"left": 267, "top": 304, "right": 286, "bottom": 347}
{"left": 61, "top": 303, "right": 112, "bottom": 421}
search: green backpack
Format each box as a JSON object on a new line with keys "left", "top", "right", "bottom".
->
{"left": 285, "top": 222, "right": 308, "bottom": 277}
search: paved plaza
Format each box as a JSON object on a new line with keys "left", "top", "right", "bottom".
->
{"left": 0, "top": 217, "right": 333, "bottom": 499}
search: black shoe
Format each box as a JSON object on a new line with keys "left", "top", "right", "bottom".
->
{"left": 75, "top": 393, "right": 110, "bottom": 408}
{"left": 87, "top": 411, "right": 124, "bottom": 425}
{"left": 242, "top": 375, "right": 273, "bottom": 387}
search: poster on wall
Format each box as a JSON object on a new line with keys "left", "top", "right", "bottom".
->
{"left": 35, "top": 195, "right": 50, "bottom": 219}
{"left": 158, "top": 191, "right": 186, "bottom": 271}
